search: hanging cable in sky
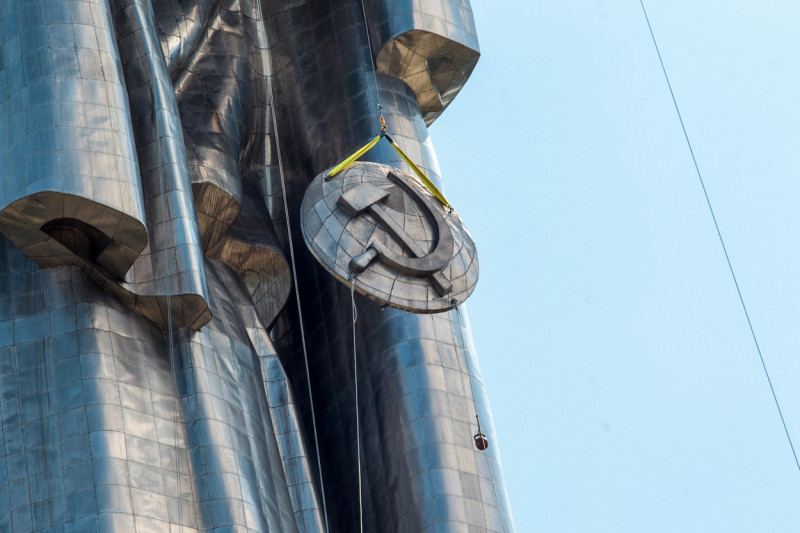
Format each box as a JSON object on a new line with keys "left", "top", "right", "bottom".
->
{"left": 637, "top": 0, "right": 800, "bottom": 473}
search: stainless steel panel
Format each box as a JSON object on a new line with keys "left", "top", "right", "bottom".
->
{"left": 0, "top": 237, "right": 305, "bottom": 531}
{"left": 0, "top": 0, "right": 511, "bottom": 530}
{"left": 365, "top": 0, "right": 480, "bottom": 124}
{"left": 266, "top": 0, "right": 513, "bottom": 530}
{"left": 0, "top": 0, "right": 147, "bottom": 276}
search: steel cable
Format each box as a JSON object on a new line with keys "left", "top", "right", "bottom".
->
{"left": 638, "top": 0, "right": 800, "bottom": 473}
{"left": 350, "top": 277, "right": 364, "bottom": 533}
{"left": 257, "top": 2, "right": 332, "bottom": 529}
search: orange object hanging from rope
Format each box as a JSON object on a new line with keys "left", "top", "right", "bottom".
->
{"left": 474, "top": 414, "right": 489, "bottom": 451}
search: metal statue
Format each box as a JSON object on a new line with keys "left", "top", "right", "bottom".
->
{"left": 0, "top": 0, "right": 513, "bottom": 531}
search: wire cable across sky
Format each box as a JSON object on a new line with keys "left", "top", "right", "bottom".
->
{"left": 638, "top": 0, "right": 800, "bottom": 474}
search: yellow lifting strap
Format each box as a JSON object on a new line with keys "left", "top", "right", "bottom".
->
{"left": 327, "top": 134, "right": 382, "bottom": 177}
{"left": 326, "top": 133, "right": 451, "bottom": 209}
{"left": 385, "top": 136, "right": 450, "bottom": 209}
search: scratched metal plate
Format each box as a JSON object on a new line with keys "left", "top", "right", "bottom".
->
{"left": 301, "top": 161, "right": 478, "bottom": 313}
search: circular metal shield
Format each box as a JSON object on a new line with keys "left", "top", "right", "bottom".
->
{"left": 300, "top": 161, "right": 478, "bottom": 313}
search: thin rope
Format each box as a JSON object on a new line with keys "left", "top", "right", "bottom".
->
{"left": 452, "top": 305, "right": 506, "bottom": 533}
{"left": 141, "top": 31, "right": 183, "bottom": 529}
{"left": 638, "top": 0, "right": 800, "bottom": 473}
{"left": 453, "top": 306, "right": 480, "bottom": 434}
{"left": 129, "top": 11, "right": 182, "bottom": 529}
{"left": 252, "top": 329, "right": 276, "bottom": 533}
{"left": 448, "top": 306, "right": 487, "bottom": 531}
{"left": 350, "top": 277, "right": 364, "bottom": 533}
{"left": 357, "top": 0, "right": 384, "bottom": 122}
{"left": 260, "top": 10, "right": 331, "bottom": 529}
{"left": 152, "top": 78, "right": 182, "bottom": 531}
{"left": 484, "top": 447, "right": 505, "bottom": 529}
{"left": 160, "top": 133, "right": 182, "bottom": 532}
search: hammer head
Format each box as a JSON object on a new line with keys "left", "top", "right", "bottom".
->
{"left": 337, "top": 182, "right": 389, "bottom": 217}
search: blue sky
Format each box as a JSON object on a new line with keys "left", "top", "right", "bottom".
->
{"left": 432, "top": 1, "right": 800, "bottom": 531}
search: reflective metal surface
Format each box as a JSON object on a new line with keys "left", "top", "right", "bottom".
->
{"left": 366, "top": 0, "right": 481, "bottom": 125}
{"left": 0, "top": 0, "right": 512, "bottom": 531}
{"left": 301, "top": 162, "right": 478, "bottom": 313}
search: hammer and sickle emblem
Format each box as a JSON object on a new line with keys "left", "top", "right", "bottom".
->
{"left": 337, "top": 172, "right": 454, "bottom": 296}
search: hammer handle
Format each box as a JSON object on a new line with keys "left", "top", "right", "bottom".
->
{"left": 350, "top": 247, "right": 379, "bottom": 273}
